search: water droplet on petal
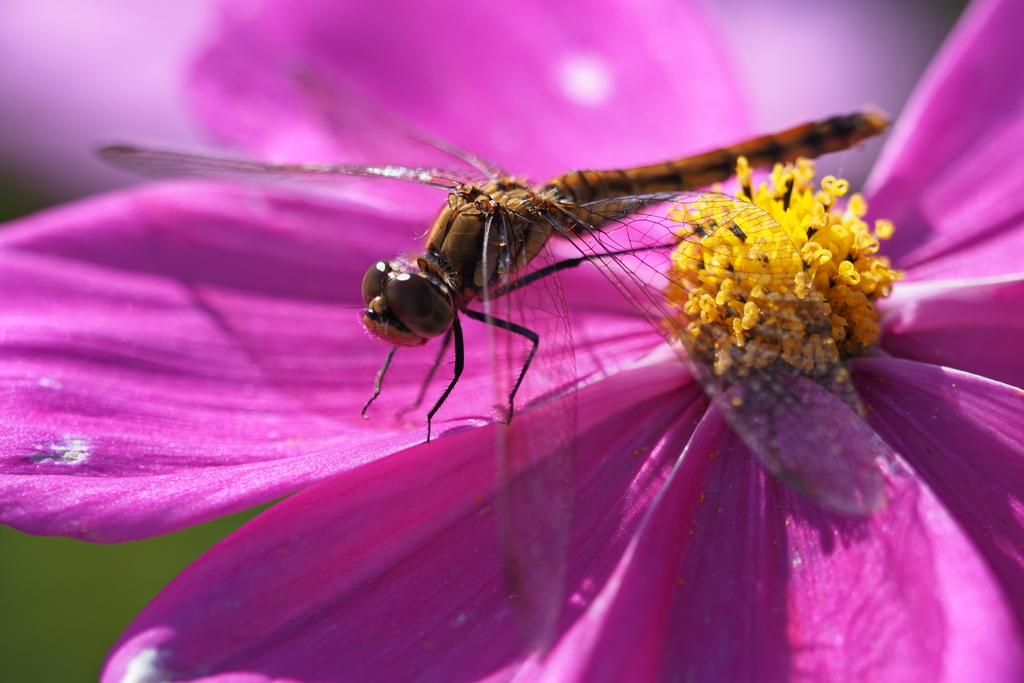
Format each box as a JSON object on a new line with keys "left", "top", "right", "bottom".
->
{"left": 30, "top": 436, "right": 90, "bottom": 464}
{"left": 120, "top": 647, "right": 168, "bottom": 683}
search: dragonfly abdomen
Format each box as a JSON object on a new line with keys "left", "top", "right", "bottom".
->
{"left": 543, "top": 110, "right": 888, "bottom": 208}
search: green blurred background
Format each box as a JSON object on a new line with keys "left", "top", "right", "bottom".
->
{"left": 0, "top": 506, "right": 270, "bottom": 682}
{"left": 0, "top": 0, "right": 969, "bottom": 680}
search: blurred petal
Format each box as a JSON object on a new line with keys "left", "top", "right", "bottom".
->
{"left": 855, "top": 357, "right": 1024, "bottom": 632}
{"left": 544, "top": 407, "right": 1023, "bottom": 682}
{"left": 880, "top": 277, "right": 1024, "bottom": 389}
{"left": 0, "top": 182, "right": 496, "bottom": 541}
{"left": 189, "top": 0, "right": 751, "bottom": 182}
{"left": 101, "top": 362, "right": 702, "bottom": 683}
{"left": 0, "top": 0, "right": 204, "bottom": 199}
{"left": 866, "top": 0, "right": 1024, "bottom": 279}
{"left": 704, "top": 0, "right": 961, "bottom": 190}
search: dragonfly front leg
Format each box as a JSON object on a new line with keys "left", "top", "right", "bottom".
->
{"left": 363, "top": 320, "right": 463, "bottom": 443}
{"left": 425, "top": 314, "right": 465, "bottom": 442}
{"left": 398, "top": 326, "right": 454, "bottom": 420}
{"left": 361, "top": 346, "right": 397, "bottom": 420}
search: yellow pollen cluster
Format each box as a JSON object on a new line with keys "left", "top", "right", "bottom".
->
{"left": 663, "top": 157, "right": 903, "bottom": 385}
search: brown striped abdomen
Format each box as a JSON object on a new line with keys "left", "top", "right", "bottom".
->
{"left": 543, "top": 110, "right": 888, "bottom": 207}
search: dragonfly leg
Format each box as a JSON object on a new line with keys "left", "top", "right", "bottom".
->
{"left": 425, "top": 314, "right": 465, "bottom": 442}
{"left": 493, "top": 244, "right": 670, "bottom": 298}
{"left": 462, "top": 307, "right": 539, "bottom": 425}
{"left": 476, "top": 246, "right": 668, "bottom": 421}
{"left": 398, "top": 326, "right": 454, "bottom": 419}
{"left": 362, "top": 345, "right": 397, "bottom": 419}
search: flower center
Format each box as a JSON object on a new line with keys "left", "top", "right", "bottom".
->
{"left": 664, "top": 157, "right": 903, "bottom": 384}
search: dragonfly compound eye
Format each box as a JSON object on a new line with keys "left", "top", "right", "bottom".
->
{"left": 384, "top": 273, "right": 455, "bottom": 339}
{"left": 362, "top": 262, "right": 431, "bottom": 347}
{"left": 361, "top": 260, "right": 392, "bottom": 306}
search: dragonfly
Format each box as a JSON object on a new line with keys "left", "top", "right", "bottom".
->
{"left": 101, "top": 109, "right": 889, "bottom": 649}
{"left": 101, "top": 111, "right": 885, "bottom": 430}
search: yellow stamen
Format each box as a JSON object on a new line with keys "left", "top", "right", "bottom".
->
{"left": 663, "top": 157, "right": 903, "bottom": 384}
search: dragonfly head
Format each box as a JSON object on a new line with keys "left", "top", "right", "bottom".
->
{"left": 362, "top": 260, "right": 455, "bottom": 347}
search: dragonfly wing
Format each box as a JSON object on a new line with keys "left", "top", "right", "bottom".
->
{"left": 98, "top": 144, "right": 486, "bottom": 216}
{"left": 98, "top": 145, "right": 476, "bottom": 189}
{"left": 716, "top": 374, "right": 888, "bottom": 514}
{"left": 551, "top": 192, "right": 888, "bottom": 515}
{"left": 545, "top": 192, "right": 700, "bottom": 344}
{"left": 475, "top": 210, "right": 578, "bottom": 652}
{"left": 288, "top": 68, "right": 506, "bottom": 182}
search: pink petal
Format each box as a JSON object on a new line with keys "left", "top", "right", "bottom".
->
{"left": 879, "top": 277, "right": 1024, "bottom": 390}
{"left": 189, "top": 0, "right": 751, "bottom": 183}
{"left": 560, "top": 267, "right": 664, "bottom": 382}
{"left": 544, "top": 406, "right": 1023, "bottom": 682}
{"left": 0, "top": 182, "right": 521, "bottom": 541}
{"left": 101, "top": 362, "right": 702, "bottom": 683}
{"left": 854, "top": 357, "right": 1024, "bottom": 630}
{"left": 866, "top": 0, "right": 1024, "bottom": 280}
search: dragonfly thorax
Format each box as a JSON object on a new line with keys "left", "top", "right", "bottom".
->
{"left": 362, "top": 179, "right": 556, "bottom": 349}
{"left": 361, "top": 259, "right": 455, "bottom": 347}
{"left": 426, "top": 180, "right": 555, "bottom": 299}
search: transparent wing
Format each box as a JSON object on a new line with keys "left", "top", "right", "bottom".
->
{"left": 548, "top": 191, "right": 888, "bottom": 515}
{"left": 98, "top": 144, "right": 478, "bottom": 190}
{"left": 475, "top": 210, "right": 578, "bottom": 653}
{"left": 289, "top": 68, "right": 506, "bottom": 181}
{"left": 101, "top": 70, "right": 504, "bottom": 213}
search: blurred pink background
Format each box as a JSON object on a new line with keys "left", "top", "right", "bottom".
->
{"left": 0, "top": 0, "right": 967, "bottom": 215}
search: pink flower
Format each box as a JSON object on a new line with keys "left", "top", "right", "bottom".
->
{"left": 1, "top": 0, "right": 1022, "bottom": 681}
